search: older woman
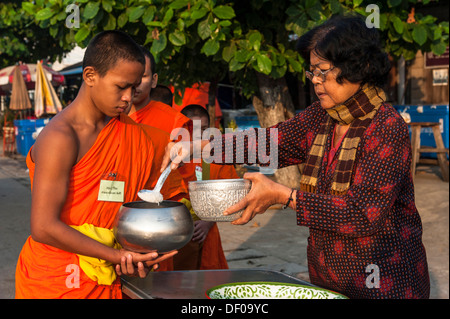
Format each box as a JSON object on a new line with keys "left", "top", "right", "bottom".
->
{"left": 164, "top": 15, "right": 430, "bottom": 299}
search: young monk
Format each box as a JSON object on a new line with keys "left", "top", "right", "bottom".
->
{"left": 128, "top": 47, "right": 192, "bottom": 139}
{"left": 128, "top": 47, "right": 197, "bottom": 271}
{"left": 124, "top": 105, "right": 187, "bottom": 272}
{"left": 15, "top": 31, "right": 177, "bottom": 299}
{"left": 179, "top": 104, "right": 238, "bottom": 270}
{"left": 150, "top": 84, "right": 173, "bottom": 107}
{"left": 129, "top": 47, "right": 195, "bottom": 186}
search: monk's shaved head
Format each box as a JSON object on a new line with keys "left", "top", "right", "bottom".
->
{"left": 181, "top": 104, "right": 210, "bottom": 126}
{"left": 83, "top": 30, "right": 145, "bottom": 77}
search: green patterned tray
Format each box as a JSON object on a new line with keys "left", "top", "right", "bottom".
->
{"left": 206, "top": 282, "right": 348, "bottom": 299}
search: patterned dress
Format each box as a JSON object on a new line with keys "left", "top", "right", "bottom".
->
{"left": 216, "top": 101, "right": 430, "bottom": 299}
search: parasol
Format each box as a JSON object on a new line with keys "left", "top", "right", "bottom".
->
{"left": 9, "top": 66, "right": 32, "bottom": 110}
{"left": 0, "top": 63, "right": 65, "bottom": 93}
{"left": 34, "top": 61, "right": 63, "bottom": 117}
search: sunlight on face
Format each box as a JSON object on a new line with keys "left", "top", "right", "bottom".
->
{"left": 309, "top": 51, "right": 361, "bottom": 109}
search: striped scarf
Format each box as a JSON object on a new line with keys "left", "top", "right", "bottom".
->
{"left": 300, "top": 84, "right": 386, "bottom": 195}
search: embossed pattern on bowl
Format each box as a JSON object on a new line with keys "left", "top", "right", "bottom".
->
{"left": 188, "top": 179, "right": 251, "bottom": 222}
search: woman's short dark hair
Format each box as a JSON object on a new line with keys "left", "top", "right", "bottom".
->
{"left": 296, "top": 15, "right": 391, "bottom": 87}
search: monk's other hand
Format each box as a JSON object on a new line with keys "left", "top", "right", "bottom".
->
{"left": 161, "top": 141, "right": 191, "bottom": 172}
{"left": 143, "top": 250, "right": 178, "bottom": 270}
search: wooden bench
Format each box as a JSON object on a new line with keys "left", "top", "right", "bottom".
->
{"left": 409, "top": 122, "right": 449, "bottom": 182}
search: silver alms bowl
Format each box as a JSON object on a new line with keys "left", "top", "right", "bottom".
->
{"left": 113, "top": 201, "right": 194, "bottom": 253}
{"left": 188, "top": 179, "right": 251, "bottom": 222}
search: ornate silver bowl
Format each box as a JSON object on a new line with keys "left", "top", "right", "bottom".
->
{"left": 112, "top": 201, "right": 194, "bottom": 253}
{"left": 188, "top": 179, "right": 252, "bottom": 222}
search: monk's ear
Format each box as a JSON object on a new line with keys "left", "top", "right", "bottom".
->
{"left": 83, "top": 66, "right": 97, "bottom": 87}
{"left": 151, "top": 73, "right": 158, "bottom": 89}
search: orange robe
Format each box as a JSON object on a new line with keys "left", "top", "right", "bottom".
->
{"left": 15, "top": 114, "right": 178, "bottom": 299}
{"left": 129, "top": 100, "right": 193, "bottom": 140}
{"left": 170, "top": 82, "right": 223, "bottom": 129}
{"left": 129, "top": 100, "right": 195, "bottom": 190}
{"left": 198, "top": 163, "right": 239, "bottom": 270}
{"left": 139, "top": 124, "right": 187, "bottom": 203}
{"left": 129, "top": 100, "right": 229, "bottom": 270}
{"left": 137, "top": 124, "right": 188, "bottom": 272}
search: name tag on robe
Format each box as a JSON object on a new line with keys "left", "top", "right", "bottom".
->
{"left": 98, "top": 180, "right": 125, "bottom": 202}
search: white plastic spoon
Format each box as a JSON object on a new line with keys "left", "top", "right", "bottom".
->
{"left": 138, "top": 165, "right": 172, "bottom": 204}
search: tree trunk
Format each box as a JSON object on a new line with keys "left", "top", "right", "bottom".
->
{"left": 253, "top": 73, "right": 301, "bottom": 188}
{"left": 207, "top": 80, "right": 218, "bottom": 128}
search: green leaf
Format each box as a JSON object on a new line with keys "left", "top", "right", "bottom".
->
{"left": 235, "top": 49, "right": 252, "bottom": 62}
{"left": 169, "top": 0, "right": 189, "bottom": 10}
{"left": 222, "top": 43, "right": 236, "bottom": 62}
{"left": 75, "top": 26, "right": 90, "bottom": 43}
{"left": 201, "top": 39, "right": 220, "bottom": 56}
{"left": 402, "top": 26, "right": 413, "bottom": 43}
{"left": 392, "top": 16, "right": 404, "bottom": 34}
{"left": 412, "top": 24, "right": 427, "bottom": 46}
{"left": 307, "top": 8, "right": 321, "bottom": 21}
{"left": 169, "top": 30, "right": 186, "bottom": 46}
{"left": 83, "top": 1, "right": 99, "bottom": 20}
{"left": 22, "top": 2, "right": 35, "bottom": 15}
{"left": 286, "top": 5, "right": 301, "bottom": 17}
{"left": 104, "top": 14, "right": 116, "bottom": 30}
{"left": 229, "top": 58, "right": 245, "bottom": 72}
{"left": 387, "top": 0, "right": 402, "bottom": 8}
{"left": 271, "top": 65, "right": 287, "bottom": 79}
{"left": 198, "top": 18, "right": 212, "bottom": 40}
{"left": 433, "top": 27, "right": 442, "bottom": 40}
{"left": 102, "top": 0, "right": 113, "bottom": 13}
{"left": 118, "top": 12, "right": 128, "bottom": 28}
{"left": 163, "top": 8, "right": 174, "bottom": 24}
{"left": 151, "top": 33, "right": 167, "bottom": 55}
{"left": 191, "top": 7, "right": 209, "bottom": 20}
{"left": 128, "top": 6, "right": 146, "bottom": 22}
{"left": 403, "top": 49, "right": 416, "bottom": 61}
{"left": 431, "top": 42, "right": 447, "bottom": 56}
{"left": 329, "top": 0, "right": 341, "bottom": 14}
{"left": 55, "top": 11, "right": 67, "bottom": 21}
{"left": 212, "top": 5, "right": 235, "bottom": 19}
{"left": 146, "top": 21, "right": 164, "bottom": 27}
{"left": 49, "top": 26, "right": 58, "bottom": 38}
{"left": 143, "top": 7, "right": 156, "bottom": 25}
{"left": 36, "top": 8, "right": 54, "bottom": 20}
{"left": 255, "top": 53, "right": 272, "bottom": 75}
{"left": 353, "top": 0, "right": 364, "bottom": 8}
{"left": 248, "top": 32, "right": 262, "bottom": 51}
{"left": 288, "top": 57, "right": 303, "bottom": 73}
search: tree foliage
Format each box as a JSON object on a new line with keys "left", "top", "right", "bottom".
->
{"left": 1, "top": 0, "right": 448, "bottom": 102}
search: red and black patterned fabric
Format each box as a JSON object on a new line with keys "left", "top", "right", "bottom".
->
{"left": 214, "top": 101, "right": 430, "bottom": 299}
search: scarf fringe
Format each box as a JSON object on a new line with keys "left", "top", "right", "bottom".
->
{"left": 300, "top": 183, "right": 348, "bottom": 196}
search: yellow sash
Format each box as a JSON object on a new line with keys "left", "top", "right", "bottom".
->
{"left": 70, "top": 224, "right": 121, "bottom": 286}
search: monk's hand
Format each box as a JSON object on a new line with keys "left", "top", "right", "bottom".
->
{"left": 160, "top": 141, "right": 192, "bottom": 172}
{"left": 223, "top": 173, "right": 290, "bottom": 225}
{"left": 115, "top": 250, "right": 159, "bottom": 278}
{"left": 192, "top": 220, "right": 215, "bottom": 244}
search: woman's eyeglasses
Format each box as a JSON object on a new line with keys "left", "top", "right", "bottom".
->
{"left": 305, "top": 67, "right": 335, "bottom": 82}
